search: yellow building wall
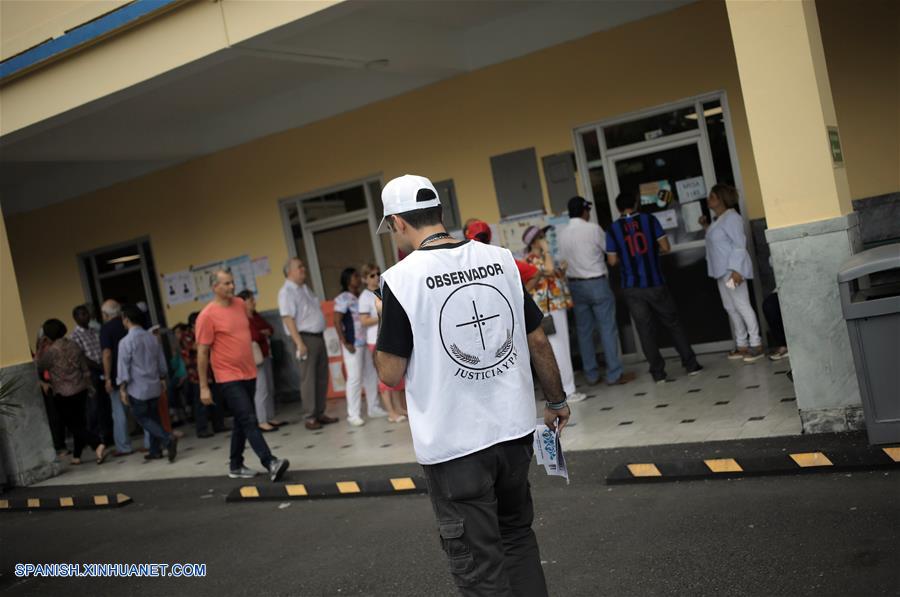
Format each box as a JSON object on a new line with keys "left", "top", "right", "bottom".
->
{"left": 4, "top": 0, "right": 896, "bottom": 343}
{"left": 818, "top": 0, "right": 900, "bottom": 199}
{"left": 0, "top": 208, "right": 32, "bottom": 366}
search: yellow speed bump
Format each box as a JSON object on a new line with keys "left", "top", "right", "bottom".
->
{"left": 705, "top": 458, "right": 743, "bottom": 473}
{"left": 390, "top": 477, "right": 416, "bottom": 491}
{"left": 239, "top": 486, "right": 260, "bottom": 499}
{"left": 285, "top": 484, "right": 308, "bottom": 497}
{"left": 883, "top": 447, "right": 900, "bottom": 462}
{"left": 59, "top": 497, "right": 74, "bottom": 508}
{"left": 627, "top": 463, "right": 662, "bottom": 478}
{"left": 336, "top": 481, "right": 361, "bottom": 494}
{"left": 27, "top": 498, "right": 40, "bottom": 508}
{"left": 790, "top": 452, "right": 833, "bottom": 468}
{"left": 93, "top": 495, "right": 109, "bottom": 506}
{"left": 0, "top": 500, "right": 9, "bottom": 509}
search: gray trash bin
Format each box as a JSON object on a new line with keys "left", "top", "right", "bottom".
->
{"left": 837, "top": 243, "right": 900, "bottom": 444}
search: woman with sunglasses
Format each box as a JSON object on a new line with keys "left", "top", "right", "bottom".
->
{"left": 358, "top": 263, "right": 407, "bottom": 423}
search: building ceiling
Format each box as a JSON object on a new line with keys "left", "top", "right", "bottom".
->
{"left": 0, "top": 0, "right": 692, "bottom": 214}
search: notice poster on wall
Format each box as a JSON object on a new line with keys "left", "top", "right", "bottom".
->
{"left": 162, "top": 270, "right": 197, "bottom": 306}
{"left": 252, "top": 256, "right": 271, "bottom": 277}
{"left": 639, "top": 180, "right": 673, "bottom": 209}
{"left": 675, "top": 176, "right": 707, "bottom": 203}
{"left": 496, "top": 211, "right": 547, "bottom": 258}
{"left": 681, "top": 201, "right": 705, "bottom": 233}
{"left": 656, "top": 209, "right": 679, "bottom": 230}
{"left": 191, "top": 261, "right": 223, "bottom": 303}
{"left": 545, "top": 215, "right": 570, "bottom": 261}
{"left": 226, "top": 255, "right": 257, "bottom": 296}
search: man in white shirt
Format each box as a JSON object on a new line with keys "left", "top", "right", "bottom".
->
{"left": 374, "top": 174, "right": 569, "bottom": 596}
{"left": 278, "top": 258, "right": 338, "bottom": 430}
{"left": 558, "top": 196, "right": 634, "bottom": 386}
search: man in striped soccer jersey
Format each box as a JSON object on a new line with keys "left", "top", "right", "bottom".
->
{"left": 606, "top": 191, "right": 703, "bottom": 384}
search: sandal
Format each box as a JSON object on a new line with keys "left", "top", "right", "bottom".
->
{"left": 96, "top": 444, "right": 109, "bottom": 465}
{"left": 70, "top": 457, "right": 82, "bottom": 465}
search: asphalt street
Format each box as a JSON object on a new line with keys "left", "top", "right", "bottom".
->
{"left": 2, "top": 433, "right": 898, "bottom": 597}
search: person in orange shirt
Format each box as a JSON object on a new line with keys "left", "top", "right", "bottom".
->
{"left": 195, "top": 270, "right": 289, "bottom": 482}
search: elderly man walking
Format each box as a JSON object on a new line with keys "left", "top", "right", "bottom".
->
{"left": 99, "top": 299, "right": 133, "bottom": 455}
{"left": 374, "top": 174, "right": 570, "bottom": 596}
{"left": 196, "top": 270, "right": 289, "bottom": 481}
{"left": 278, "top": 257, "right": 338, "bottom": 430}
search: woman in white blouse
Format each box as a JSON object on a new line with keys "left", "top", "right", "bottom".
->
{"left": 700, "top": 184, "right": 764, "bottom": 362}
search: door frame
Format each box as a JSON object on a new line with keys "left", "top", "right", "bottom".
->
{"left": 279, "top": 174, "right": 388, "bottom": 298}
{"left": 572, "top": 90, "right": 763, "bottom": 355}
{"left": 77, "top": 236, "right": 165, "bottom": 327}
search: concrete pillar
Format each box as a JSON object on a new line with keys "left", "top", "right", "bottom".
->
{"left": 726, "top": 0, "right": 863, "bottom": 433}
{"left": 0, "top": 210, "right": 60, "bottom": 486}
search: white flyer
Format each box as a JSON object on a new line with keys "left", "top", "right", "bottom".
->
{"left": 323, "top": 327, "right": 342, "bottom": 358}
{"left": 681, "top": 201, "right": 705, "bottom": 233}
{"left": 162, "top": 270, "right": 196, "bottom": 306}
{"left": 675, "top": 176, "right": 707, "bottom": 202}
{"left": 656, "top": 208, "right": 678, "bottom": 230}
{"left": 533, "top": 423, "right": 570, "bottom": 484}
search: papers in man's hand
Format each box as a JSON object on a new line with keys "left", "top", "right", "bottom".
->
{"left": 533, "top": 422, "right": 569, "bottom": 484}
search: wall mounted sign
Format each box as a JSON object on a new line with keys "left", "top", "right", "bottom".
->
{"left": 827, "top": 126, "right": 844, "bottom": 167}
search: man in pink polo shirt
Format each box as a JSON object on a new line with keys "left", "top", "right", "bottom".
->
{"left": 196, "top": 270, "right": 289, "bottom": 481}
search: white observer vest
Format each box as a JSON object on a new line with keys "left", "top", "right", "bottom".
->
{"left": 381, "top": 241, "right": 535, "bottom": 465}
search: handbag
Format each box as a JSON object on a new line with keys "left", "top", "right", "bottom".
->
{"left": 251, "top": 341, "right": 265, "bottom": 366}
{"left": 540, "top": 282, "right": 556, "bottom": 336}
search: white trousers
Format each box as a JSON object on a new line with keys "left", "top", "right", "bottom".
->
{"left": 716, "top": 276, "right": 761, "bottom": 348}
{"left": 254, "top": 357, "right": 275, "bottom": 423}
{"left": 342, "top": 345, "right": 380, "bottom": 419}
{"left": 547, "top": 309, "right": 576, "bottom": 397}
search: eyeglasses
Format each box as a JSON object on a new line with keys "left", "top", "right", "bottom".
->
{"left": 368, "top": 272, "right": 381, "bottom": 278}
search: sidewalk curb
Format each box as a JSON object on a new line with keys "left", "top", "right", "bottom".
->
{"left": 226, "top": 476, "right": 427, "bottom": 502}
{"left": 0, "top": 493, "right": 133, "bottom": 511}
{"left": 606, "top": 446, "right": 900, "bottom": 484}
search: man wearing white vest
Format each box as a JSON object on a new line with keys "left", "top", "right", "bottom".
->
{"left": 374, "top": 174, "right": 570, "bottom": 596}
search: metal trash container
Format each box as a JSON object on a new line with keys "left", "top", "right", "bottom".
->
{"left": 837, "top": 243, "right": 900, "bottom": 444}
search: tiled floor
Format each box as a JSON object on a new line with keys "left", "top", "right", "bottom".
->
{"left": 35, "top": 353, "right": 798, "bottom": 487}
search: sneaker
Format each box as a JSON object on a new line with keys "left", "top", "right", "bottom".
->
{"left": 167, "top": 437, "right": 178, "bottom": 463}
{"left": 688, "top": 365, "right": 704, "bottom": 376}
{"left": 768, "top": 347, "right": 789, "bottom": 361}
{"left": 228, "top": 466, "right": 258, "bottom": 479}
{"left": 367, "top": 406, "right": 390, "bottom": 418}
{"left": 742, "top": 347, "right": 765, "bottom": 363}
{"left": 268, "top": 457, "right": 289, "bottom": 482}
{"left": 567, "top": 392, "right": 588, "bottom": 403}
{"left": 348, "top": 416, "right": 365, "bottom": 427}
{"left": 727, "top": 348, "right": 749, "bottom": 360}
{"left": 655, "top": 378, "right": 673, "bottom": 385}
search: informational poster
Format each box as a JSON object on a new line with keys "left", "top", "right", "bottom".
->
{"left": 328, "top": 361, "right": 346, "bottom": 393}
{"left": 656, "top": 208, "right": 679, "bottom": 230}
{"left": 162, "top": 270, "right": 196, "bottom": 306}
{"left": 252, "top": 256, "right": 271, "bottom": 277}
{"left": 226, "top": 255, "right": 257, "bottom": 295}
{"left": 496, "top": 211, "right": 547, "bottom": 258}
{"left": 681, "top": 201, "right": 705, "bottom": 233}
{"left": 191, "top": 255, "right": 257, "bottom": 302}
{"left": 545, "top": 215, "right": 570, "bottom": 261}
{"left": 675, "top": 176, "right": 707, "bottom": 202}
{"left": 191, "top": 261, "right": 224, "bottom": 303}
{"left": 639, "top": 180, "right": 673, "bottom": 209}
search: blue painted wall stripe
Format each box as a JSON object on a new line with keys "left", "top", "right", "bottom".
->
{"left": 1, "top": 0, "right": 182, "bottom": 81}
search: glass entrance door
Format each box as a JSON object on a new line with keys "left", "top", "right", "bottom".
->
{"left": 608, "top": 140, "right": 732, "bottom": 351}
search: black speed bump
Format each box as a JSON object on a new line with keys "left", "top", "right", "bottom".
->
{"left": 226, "top": 476, "right": 427, "bottom": 502}
{"left": 0, "top": 493, "right": 132, "bottom": 512}
{"left": 607, "top": 445, "right": 900, "bottom": 484}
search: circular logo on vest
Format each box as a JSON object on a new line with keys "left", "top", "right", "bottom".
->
{"left": 439, "top": 283, "right": 515, "bottom": 371}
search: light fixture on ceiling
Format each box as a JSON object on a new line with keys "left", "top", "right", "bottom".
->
{"left": 685, "top": 106, "right": 724, "bottom": 120}
{"left": 107, "top": 255, "right": 141, "bottom": 265}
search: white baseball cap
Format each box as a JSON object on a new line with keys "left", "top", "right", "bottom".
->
{"left": 377, "top": 174, "right": 441, "bottom": 234}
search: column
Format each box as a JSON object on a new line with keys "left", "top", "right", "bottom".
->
{"left": 726, "top": 0, "right": 863, "bottom": 433}
{"left": 0, "top": 209, "right": 61, "bottom": 485}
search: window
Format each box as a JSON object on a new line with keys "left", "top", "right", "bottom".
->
{"left": 301, "top": 185, "right": 368, "bottom": 223}
{"left": 434, "top": 179, "right": 462, "bottom": 231}
{"left": 604, "top": 106, "right": 698, "bottom": 149}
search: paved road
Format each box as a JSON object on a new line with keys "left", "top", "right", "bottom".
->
{"left": 2, "top": 433, "right": 898, "bottom": 596}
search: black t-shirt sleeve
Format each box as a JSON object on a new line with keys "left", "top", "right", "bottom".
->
{"left": 376, "top": 281, "right": 413, "bottom": 358}
{"left": 523, "top": 282, "right": 544, "bottom": 333}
